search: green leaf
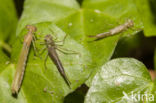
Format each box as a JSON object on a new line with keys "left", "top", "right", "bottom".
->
{"left": 82, "top": 0, "right": 143, "bottom": 85}
{"left": 85, "top": 58, "right": 154, "bottom": 103}
{"left": 151, "top": 79, "right": 156, "bottom": 103}
{"left": 16, "top": 0, "right": 80, "bottom": 36}
{"left": 0, "top": 0, "right": 16, "bottom": 67}
{"left": 82, "top": 0, "right": 143, "bottom": 30}
{"left": 0, "top": 0, "right": 17, "bottom": 43}
{"left": 13, "top": 0, "right": 120, "bottom": 99}
{"left": 55, "top": 9, "right": 120, "bottom": 86}
{"left": 134, "top": 0, "right": 156, "bottom": 37}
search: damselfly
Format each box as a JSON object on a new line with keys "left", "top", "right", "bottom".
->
{"left": 44, "top": 34, "right": 72, "bottom": 87}
{"left": 11, "top": 25, "right": 37, "bottom": 94}
{"left": 89, "top": 19, "right": 134, "bottom": 40}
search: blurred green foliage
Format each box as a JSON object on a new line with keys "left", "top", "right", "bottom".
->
{"left": 0, "top": 0, "right": 17, "bottom": 63}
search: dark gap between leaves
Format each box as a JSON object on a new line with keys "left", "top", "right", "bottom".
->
{"left": 13, "top": 0, "right": 24, "bottom": 18}
{"left": 77, "top": 0, "right": 83, "bottom": 6}
{"left": 64, "top": 84, "right": 88, "bottom": 103}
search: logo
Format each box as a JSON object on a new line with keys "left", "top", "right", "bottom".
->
{"left": 122, "top": 91, "right": 154, "bottom": 102}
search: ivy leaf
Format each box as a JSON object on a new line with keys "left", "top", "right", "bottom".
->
{"left": 151, "top": 79, "right": 156, "bottom": 103}
{"left": 13, "top": 0, "right": 120, "bottom": 101}
{"left": 82, "top": 0, "right": 143, "bottom": 85}
{"left": 85, "top": 58, "right": 154, "bottom": 103}
{"left": 134, "top": 0, "right": 156, "bottom": 37}
{"left": 0, "top": 0, "right": 17, "bottom": 44}
{"left": 0, "top": 0, "right": 17, "bottom": 96}
{"left": 82, "top": 0, "right": 143, "bottom": 31}
{"left": 0, "top": 0, "right": 17, "bottom": 58}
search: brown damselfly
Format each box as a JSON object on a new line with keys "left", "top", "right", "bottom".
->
{"left": 42, "top": 34, "right": 79, "bottom": 88}
{"left": 89, "top": 19, "right": 134, "bottom": 40}
{"left": 11, "top": 25, "right": 37, "bottom": 94}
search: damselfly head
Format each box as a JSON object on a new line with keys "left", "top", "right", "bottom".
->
{"left": 44, "top": 34, "right": 53, "bottom": 43}
{"left": 26, "top": 25, "right": 37, "bottom": 32}
{"left": 127, "top": 19, "right": 134, "bottom": 28}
